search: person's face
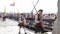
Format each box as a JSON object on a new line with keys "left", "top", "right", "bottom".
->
{"left": 38, "top": 11, "right": 42, "bottom": 14}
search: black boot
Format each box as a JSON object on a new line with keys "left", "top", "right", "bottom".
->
{"left": 25, "top": 32, "right": 27, "bottom": 34}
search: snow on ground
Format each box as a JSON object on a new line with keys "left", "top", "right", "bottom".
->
{"left": 0, "top": 18, "right": 19, "bottom": 26}
{"left": 0, "top": 18, "right": 19, "bottom": 34}
{"left": 19, "top": 27, "right": 52, "bottom": 34}
{"left": 0, "top": 26, "right": 19, "bottom": 34}
{"left": 46, "top": 32, "right": 52, "bottom": 34}
{"left": 20, "top": 27, "right": 35, "bottom": 34}
{"left": 0, "top": 18, "right": 52, "bottom": 34}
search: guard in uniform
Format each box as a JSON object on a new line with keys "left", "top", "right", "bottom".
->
{"left": 35, "top": 9, "right": 44, "bottom": 34}
{"left": 3, "top": 14, "right": 6, "bottom": 21}
{"left": 18, "top": 14, "right": 27, "bottom": 34}
{"left": 3, "top": 6, "right": 6, "bottom": 21}
{"left": 18, "top": 14, "right": 25, "bottom": 28}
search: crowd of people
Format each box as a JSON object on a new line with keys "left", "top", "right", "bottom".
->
{"left": 43, "top": 14, "right": 57, "bottom": 19}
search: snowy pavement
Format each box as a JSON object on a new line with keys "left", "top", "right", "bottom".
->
{"left": 0, "top": 18, "right": 18, "bottom": 26}
{"left": 0, "top": 26, "right": 19, "bottom": 34}
{"left": 0, "top": 18, "right": 52, "bottom": 34}
{"left": 0, "top": 18, "right": 19, "bottom": 34}
{"left": 19, "top": 27, "right": 52, "bottom": 34}
{"left": 0, "top": 26, "right": 52, "bottom": 34}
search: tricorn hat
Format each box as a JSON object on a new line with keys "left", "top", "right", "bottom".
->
{"left": 38, "top": 9, "right": 43, "bottom": 12}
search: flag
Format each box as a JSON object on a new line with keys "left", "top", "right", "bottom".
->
{"left": 10, "top": 2, "right": 15, "bottom": 6}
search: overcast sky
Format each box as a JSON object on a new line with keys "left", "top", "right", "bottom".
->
{"left": 0, "top": 0, "right": 58, "bottom": 14}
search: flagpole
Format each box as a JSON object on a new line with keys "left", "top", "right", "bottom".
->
{"left": 4, "top": 6, "right": 6, "bottom": 17}
{"left": 3, "top": 6, "right": 6, "bottom": 21}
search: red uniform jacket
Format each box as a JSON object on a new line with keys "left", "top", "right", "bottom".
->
{"left": 36, "top": 14, "right": 42, "bottom": 27}
{"left": 19, "top": 17, "right": 24, "bottom": 26}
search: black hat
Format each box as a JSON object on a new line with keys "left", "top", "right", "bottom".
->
{"left": 38, "top": 9, "right": 43, "bottom": 12}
